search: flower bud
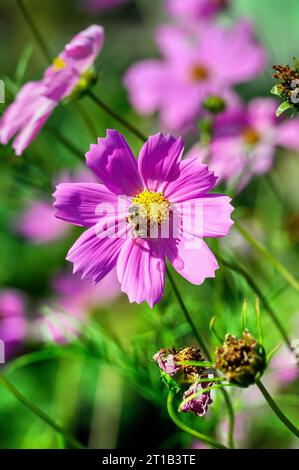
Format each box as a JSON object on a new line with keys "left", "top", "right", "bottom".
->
{"left": 215, "top": 330, "right": 266, "bottom": 387}
{"left": 203, "top": 95, "right": 226, "bottom": 114}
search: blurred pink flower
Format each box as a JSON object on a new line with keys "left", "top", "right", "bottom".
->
{"left": 52, "top": 269, "right": 120, "bottom": 316}
{"left": 17, "top": 167, "right": 97, "bottom": 244}
{"left": 53, "top": 130, "right": 233, "bottom": 307}
{"left": 34, "top": 268, "right": 120, "bottom": 344}
{"left": 18, "top": 201, "right": 69, "bottom": 244}
{"left": 188, "top": 98, "right": 299, "bottom": 190}
{"left": 124, "top": 21, "right": 266, "bottom": 133}
{"left": 167, "top": 0, "right": 228, "bottom": 21}
{"left": 0, "top": 289, "right": 27, "bottom": 358}
{"left": 82, "top": 0, "right": 128, "bottom": 12}
{"left": 0, "top": 25, "right": 104, "bottom": 156}
{"left": 265, "top": 346, "right": 299, "bottom": 390}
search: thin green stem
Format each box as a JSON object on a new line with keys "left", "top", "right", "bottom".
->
{"left": 209, "top": 316, "right": 223, "bottom": 344}
{"left": 176, "top": 360, "right": 214, "bottom": 368}
{"left": 235, "top": 221, "right": 299, "bottom": 293}
{"left": 166, "top": 266, "right": 210, "bottom": 359}
{"left": 166, "top": 265, "right": 235, "bottom": 448}
{"left": 75, "top": 102, "right": 98, "bottom": 142}
{"left": 255, "top": 379, "right": 299, "bottom": 438}
{"left": 167, "top": 391, "right": 228, "bottom": 450}
{"left": 16, "top": 0, "right": 53, "bottom": 63}
{"left": 87, "top": 91, "right": 147, "bottom": 143}
{"left": 218, "top": 254, "right": 292, "bottom": 352}
{"left": 45, "top": 125, "right": 85, "bottom": 162}
{"left": 0, "top": 375, "right": 85, "bottom": 448}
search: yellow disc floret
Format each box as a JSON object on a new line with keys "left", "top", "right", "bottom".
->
{"left": 52, "top": 57, "right": 67, "bottom": 71}
{"left": 128, "top": 190, "right": 170, "bottom": 237}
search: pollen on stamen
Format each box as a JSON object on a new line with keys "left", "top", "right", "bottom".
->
{"left": 189, "top": 64, "right": 209, "bottom": 82}
{"left": 128, "top": 190, "right": 170, "bottom": 237}
{"left": 242, "top": 126, "right": 260, "bottom": 146}
{"left": 52, "top": 57, "right": 67, "bottom": 71}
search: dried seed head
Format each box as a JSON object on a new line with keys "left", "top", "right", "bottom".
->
{"left": 215, "top": 330, "right": 266, "bottom": 387}
{"left": 153, "top": 346, "right": 208, "bottom": 382}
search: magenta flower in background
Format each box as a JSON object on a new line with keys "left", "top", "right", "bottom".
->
{"left": 53, "top": 130, "right": 233, "bottom": 307}
{"left": 181, "top": 380, "right": 213, "bottom": 417}
{"left": 188, "top": 98, "right": 299, "bottom": 190}
{"left": 167, "top": 0, "right": 228, "bottom": 21}
{"left": 0, "top": 289, "right": 27, "bottom": 358}
{"left": 82, "top": 0, "right": 128, "bottom": 12}
{"left": 124, "top": 21, "right": 266, "bottom": 133}
{"left": 0, "top": 25, "right": 104, "bottom": 156}
{"left": 17, "top": 201, "right": 69, "bottom": 244}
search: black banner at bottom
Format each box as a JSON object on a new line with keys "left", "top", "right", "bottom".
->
{"left": 0, "top": 449, "right": 296, "bottom": 466}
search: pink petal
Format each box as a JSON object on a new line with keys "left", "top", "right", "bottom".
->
{"left": 117, "top": 237, "right": 165, "bottom": 307}
{"left": 66, "top": 218, "right": 127, "bottom": 284}
{"left": 203, "top": 21, "right": 267, "bottom": 84}
{"left": 138, "top": 133, "right": 184, "bottom": 192}
{"left": 18, "top": 201, "right": 68, "bottom": 243}
{"left": 53, "top": 182, "right": 123, "bottom": 227}
{"left": 164, "top": 157, "right": 217, "bottom": 203}
{"left": 0, "top": 81, "right": 56, "bottom": 155}
{"left": 86, "top": 130, "right": 142, "bottom": 196}
{"left": 163, "top": 237, "right": 218, "bottom": 285}
{"left": 179, "top": 195, "right": 234, "bottom": 238}
{"left": 276, "top": 119, "right": 299, "bottom": 151}
{"left": 124, "top": 60, "right": 169, "bottom": 115}
{"left": 13, "top": 98, "right": 57, "bottom": 156}
{"left": 155, "top": 25, "right": 195, "bottom": 61}
{"left": 247, "top": 98, "right": 277, "bottom": 131}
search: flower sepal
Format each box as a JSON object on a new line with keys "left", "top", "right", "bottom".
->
{"left": 160, "top": 371, "right": 181, "bottom": 393}
{"left": 62, "top": 68, "right": 98, "bottom": 104}
{"left": 275, "top": 101, "right": 296, "bottom": 118}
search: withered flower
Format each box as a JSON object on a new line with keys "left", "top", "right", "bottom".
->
{"left": 272, "top": 58, "right": 299, "bottom": 116}
{"left": 215, "top": 330, "right": 266, "bottom": 387}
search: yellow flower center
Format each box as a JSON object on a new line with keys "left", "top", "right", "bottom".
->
{"left": 189, "top": 64, "right": 209, "bottom": 82}
{"left": 52, "top": 57, "right": 67, "bottom": 72}
{"left": 128, "top": 190, "right": 170, "bottom": 237}
{"left": 243, "top": 126, "right": 260, "bottom": 146}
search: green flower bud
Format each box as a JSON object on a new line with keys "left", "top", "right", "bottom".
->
{"left": 203, "top": 95, "right": 226, "bottom": 114}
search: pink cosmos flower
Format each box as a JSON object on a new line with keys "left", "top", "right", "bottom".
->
{"left": 167, "top": 0, "right": 228, "bottom": 21}
{"left": 124, "top": 21, "right": 266, "bottom": 133}
{"left": 82, "top": 0, "right": 128, "bottom": 12}
{"left": 188, "top": 98, "right": 299, "bottom": 190}
{"left": 0, "top": 289, "right": 27, "bottom": 358}
{"left": 53, "top": 130, "right": 234, "bottom": 307}
{"left": 0, "top": 25, "right": 104, "bottom": 156}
